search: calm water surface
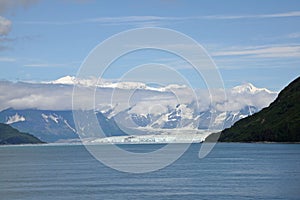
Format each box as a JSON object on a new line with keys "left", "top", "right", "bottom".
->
{"left": 0, "top": 143, "right": 299, "bottom": 200}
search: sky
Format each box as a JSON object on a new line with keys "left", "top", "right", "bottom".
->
{"left": 0, "top": 0, "right": 300, "bottom": 91}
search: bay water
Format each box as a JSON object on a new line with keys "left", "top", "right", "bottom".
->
{"left": 0, "top": 143, "right": 299, "bottom": 200}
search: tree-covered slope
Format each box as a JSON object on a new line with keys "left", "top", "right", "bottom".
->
{"left": 217, "top": 76, "right": 300, "bottom": 142}
{"left": 0, "top": 123, "right": 44, "bottom": 145}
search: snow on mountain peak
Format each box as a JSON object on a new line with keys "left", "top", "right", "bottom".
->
{"left": 52, "top": 76, "right": 76, "bottom": 85}
{"left": 50, "top": 76, "right": 275, "bottom": 97}
{"left": 6, "top": 113, "right": 26, "bottom": 124}
{"left": 49, "top": 76, "right": 187, "bottom": 91}
{"left": 232, "top": 83, "right": 274, "bottom": 94}
{"left": 101, "top": 81, "right": 147, "bottom": 90}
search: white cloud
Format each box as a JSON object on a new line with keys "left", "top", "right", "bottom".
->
{"left": 86, "top": 16, "right": 173, "bottom": 24}
{"left": 212, "top": 44, "right": 300, "bottom": 58}
{"left": 0, "top": 56, "right": 15, "bottom": 62}
{"left": 0, "top": 0, "right": 39, "bottom": 14}
{"left": 215, "top": 91, "right": 277, "bottom": 112}
{"left": 0, "top": 80, "right": 174, "bottom": 111}
{"left": 260, "top": 11, "right": 300, "bottom": 18}
{"left": 203, "top": 11, "right": 300, "bottom": 20}
{"left": 24, "top": 63, "right": 69, "bottom": 67}
{"left": 0, "top": 0, "right": 39, "bottom": 51}
{"left": 19, "top": 10, "right": 300, "bottom": 26}
{"left": 288, "top": 32, "right": 300, "bottom": 39}
{"left": 0, "top": 79, "right": 277, "bottom": 115}
{"left": 20, "top": 15, "right": 174, "bottom": 26}
{"left": 23, "top": 60, "right": 80, "bottom": 68}
{"left": 0, "top": 16, "right": 11, "bottom": 35}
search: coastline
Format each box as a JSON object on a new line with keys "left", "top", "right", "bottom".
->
{"left": 1, "top": 141, "right": 300, "bottom": 147}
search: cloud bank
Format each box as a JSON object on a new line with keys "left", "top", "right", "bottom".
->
{"left": 0, "top": 78, "right": 277, "bottom": 114}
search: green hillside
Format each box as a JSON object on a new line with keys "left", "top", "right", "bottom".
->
{"left": 0, "top": 123, "right": 44, "bottom": 145}
{"left": 209, "top": 76, "right": 300, "bottom": 142}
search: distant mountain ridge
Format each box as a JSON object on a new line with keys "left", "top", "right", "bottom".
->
{"left": 48, "top": 75, "right": 187, "bottom": 92}
{"left": 0, "top": 109, "right": 125, "bottom": 142}
{"left": 0, "top": 78, "right": 278, "bottom": 142}
{"left": 0, "top": 105, "right": 261, "bottom": 143}
{"left": 213, "top": 76, "right": 300, "bottom": 142}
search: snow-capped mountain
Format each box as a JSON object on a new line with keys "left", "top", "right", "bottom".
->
{"left": 48, "top": 75, "right": 187, "bottom": 92}
{"left": 0, "top": 77, "right": 278, "bottom": 142}
{"left": 0, "top": 108, "right": 126, "bottom": 142}
{"left": 109, "top": 103, "right": 259, "bottom": 133}
{"left": 0, "top": 104, "right": 261, "bottom": 143}
{"left": 0, "top": 109, "right": 77, "bottom": 142}
{"left": 232, "top": 82, "right": 275, "bottom": 94}
{"left": 51, "top": 75, "right": 77, "bottom": 85}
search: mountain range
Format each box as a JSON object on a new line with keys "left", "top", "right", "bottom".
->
{"left": 0, "top": 76, "right": 277, "bottom": 142}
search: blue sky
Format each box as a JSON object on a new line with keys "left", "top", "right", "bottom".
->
{"left": 0, "top": 0, "right": 300, "bottom": 90}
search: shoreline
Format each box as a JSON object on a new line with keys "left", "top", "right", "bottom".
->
{"left": 1, "top": 141, "right": 300, "bottom": 147}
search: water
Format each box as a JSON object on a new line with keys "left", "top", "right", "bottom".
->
{"left": 0, "top": 143, "right": 299, "bottom": 200}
